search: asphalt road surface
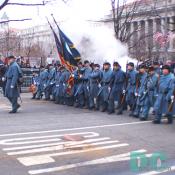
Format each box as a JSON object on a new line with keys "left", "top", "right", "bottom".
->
{"left": 0, "top": 93, "right": 175, "bottom": 175}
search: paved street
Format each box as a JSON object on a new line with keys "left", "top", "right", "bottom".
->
{"left": 0, "top": 93, "right": 175, "bottom": 175}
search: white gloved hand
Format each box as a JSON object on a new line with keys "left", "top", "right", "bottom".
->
{"left": 135, "top": 92, "right": 138, "bottom": 97}
{"left": 123, "top": 90, "right": 126, "bottom": 94}
{"left": 143, "top": 91, "right": 146, "bottom": 95}
{"left": 171, "top": 96, "right": 174, "bottom": 101}
{"left": 63, "top": 83, "right": 65, "bottom": 86}
{"left": 98, "top": 84, "right": 101, "bottom": 88}
{"left": 108, "top": 87, "right": 111, "bottom": 92}
{"left": 2, "top": 77, "right": 5, "bottom": 82}
{"left": 79, "top": 74, "right": 83, "bottom": 78}
{"left": 10, "top": 85, "right": 14, "bottom": 89}
{"left": 71, "top": 74, "right": 74, "bottom": 78}
{"left": 44, "top": 84, "right": 46, "bottom": 87}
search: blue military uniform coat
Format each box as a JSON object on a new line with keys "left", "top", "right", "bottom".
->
{"left": 154, "top": 73, "right": 174, "bottom": 115}
{"left": 5, "top": 61, "right": 21, "bottom": 98}
{"left": 98, "top": 68, "right": 113, "bottom": 102}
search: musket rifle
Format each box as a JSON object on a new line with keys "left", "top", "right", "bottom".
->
{"left": 131, "top": 72, "right": 141, "bottom": 111}
{"left": 120, "top": 61, "right": 129, "bottom": 105}
{"left": 168, "top": 89, "right": 175, "bottom": 113}
{"left": 120, "top": 73, "right": 128, "bottom": 108}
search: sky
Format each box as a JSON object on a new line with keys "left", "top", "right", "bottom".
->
{"left": 0, "top": 0, "right": 113, "bottom": 29}
{"left": 0, "top": 0, "right": 135, "bottom": 29}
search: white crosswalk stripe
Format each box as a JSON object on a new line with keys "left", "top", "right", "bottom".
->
{"left": 3, "top": 137, "right": 111, "bottom": 151}
{"left": 29, "top": 149, "right": 148, "bottom": 175}
{"left": 0, "top": 132, "right": 99, "bottom": 145}
{"left": 8, "top": 140, "right": 121, "bottom": 156}
{"left": 0, "top": 104, "right": 11, "bottom": 110}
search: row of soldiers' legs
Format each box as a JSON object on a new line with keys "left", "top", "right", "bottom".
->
{"left": 31, "top": 86, "right": 173, "bottom": 124}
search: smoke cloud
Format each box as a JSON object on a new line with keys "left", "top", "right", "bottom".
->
{"left": 60, "top": 19, "right": 136, "bottom": 70}
{"left": 48, "top": 0, "right": 137, "bottom": 70}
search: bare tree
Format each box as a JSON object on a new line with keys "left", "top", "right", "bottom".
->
{"left": 0, "top": 0, "right": 69, "bottom": 24}
{"left": 110, "top": 0, "right": 142, "bottom": 43}
{"left": 0, "top": 29, "right": 22, "bottom": 56}
{"left": 110, "top": 0, "right": 174, "bottom": 60}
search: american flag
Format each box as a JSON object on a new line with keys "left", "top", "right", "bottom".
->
{"left": 153, "top": 32, "right": 173, "bottom": 47}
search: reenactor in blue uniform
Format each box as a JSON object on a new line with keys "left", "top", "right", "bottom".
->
{"left": 153, "top": 65, "right": 174, "bottom": 124}
{"left": 97, "top": 62, "right": 113, "bottom": 112}
{"left": 73, "top": 61, "right": 92, "bottom": 108}
{"left": 54, "top": 65, "right": 62, "bottom": 104}
{"left": 42, "top": 67, "right": 49, "bottom": 100}
{"left": 45, "top": 64, "right": 56, "bottom": 100}
{"left": 74, "top": 62, "right": 85, "bottom": 108}
{"left": 72, "top": 66, "right": 79, "bottom": 107}
{"left": 124, "top": 62, "right": 137, "bottom": 116}
{"left": 139, "top": 66, "right": 159, "bottom": 120}
{"left": 89, "top": 64, "right": 102, "bottom": 110}
{"left": 108, "top": 62, "right": 125, "bottom": 114}
{"left": 170, "top": 78, "right": 175, "bottom": 117}
{"left": 56, "top": 66, "right": 70, "bottom": 105}
{"left": 65, "top": 67, "right": 76, "bottom": 106}
{"left": 153, "top": 61, "right": 161, "bottom": 75}
{"left": 36, "top": 67, "right": 48, "bottom": 100}
{"left": 31, "top": 72, "right": 40, "bottom": 99}
{"left": 133, "top": 64, "right": 148, "bottom": 118}
{"left": 169, "top": 77, "right": 175, "bottom": 118}
{"left": 82, "top": 60, "right": 92, "bottom": 109}
{"left": 5, "top": 56, "right": 22, "bottom": 113}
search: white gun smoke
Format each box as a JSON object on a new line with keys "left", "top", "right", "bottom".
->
{"left": 60, "top": 19, "right": 136, "bottom": 70}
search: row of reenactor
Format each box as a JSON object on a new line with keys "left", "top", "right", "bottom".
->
{"left": 31, "top": 60, "right": 175, "bottom": 124}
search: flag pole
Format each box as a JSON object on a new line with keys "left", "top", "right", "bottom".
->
{"left": 51, "top": 14, "right": 60, "bottom": 31}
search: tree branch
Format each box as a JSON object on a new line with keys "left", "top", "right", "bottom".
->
{"left": 0, "top": 0, "right": 9, "bottom": 11}
{"left": 0, "top": 18, "right": 31, "bottom": 24}
{"left": 7, "top": 1, "right": 47, "bottom": 6}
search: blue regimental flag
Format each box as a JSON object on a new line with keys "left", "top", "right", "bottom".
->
{"left": 58, "top": 28, "right": 81, "bottom": 66}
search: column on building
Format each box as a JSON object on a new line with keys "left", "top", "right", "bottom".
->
{"left": 126, "top": 22, "right": 131, "bottom": 47}
{"left": 147, "top": 19, "right": 153, "bottom": 51}
{"left": 145, "top": 19, "right": 149, "bottom": 51}
{"left": 168, "top": 17, "right": 174, "bottom": 51}
{"left": 161, "top": 17, "right": 166, "bottom": 34}
{"left": 129, "top": 22, "right": 135, "bottom": 52}
{"left": 152, "top": 18, "right": 157, "bottom": 51}
{"left": 137, "top": 20, "right": 142, "bottom": 41}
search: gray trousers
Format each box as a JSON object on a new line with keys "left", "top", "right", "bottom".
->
{"left": 7, "top": 97, "right": 18, "bottom": 110}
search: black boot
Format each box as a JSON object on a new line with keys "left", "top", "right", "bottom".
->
{"left": 167, "top": 115, "right": 173, "bottom": 124}
{"left": 117, "top": 110, "right": 123, "bottom": 115}
{"left": 153, "top": 120, "right": 161, "bottom": 124}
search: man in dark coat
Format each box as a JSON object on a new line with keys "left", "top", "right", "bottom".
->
{"left": 0, "top": 60, "right": 7, "bottom": 95}
{"left": 5, "top": 56, "right": 22, "bottom": 113}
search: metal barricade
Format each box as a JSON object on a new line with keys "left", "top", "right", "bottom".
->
{"left": 20, "top": 68, "right": 40, "bottom": 93}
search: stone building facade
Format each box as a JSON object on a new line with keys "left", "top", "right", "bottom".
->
{"left": 102, "top": 0, "right": 175, "bottom": 61}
